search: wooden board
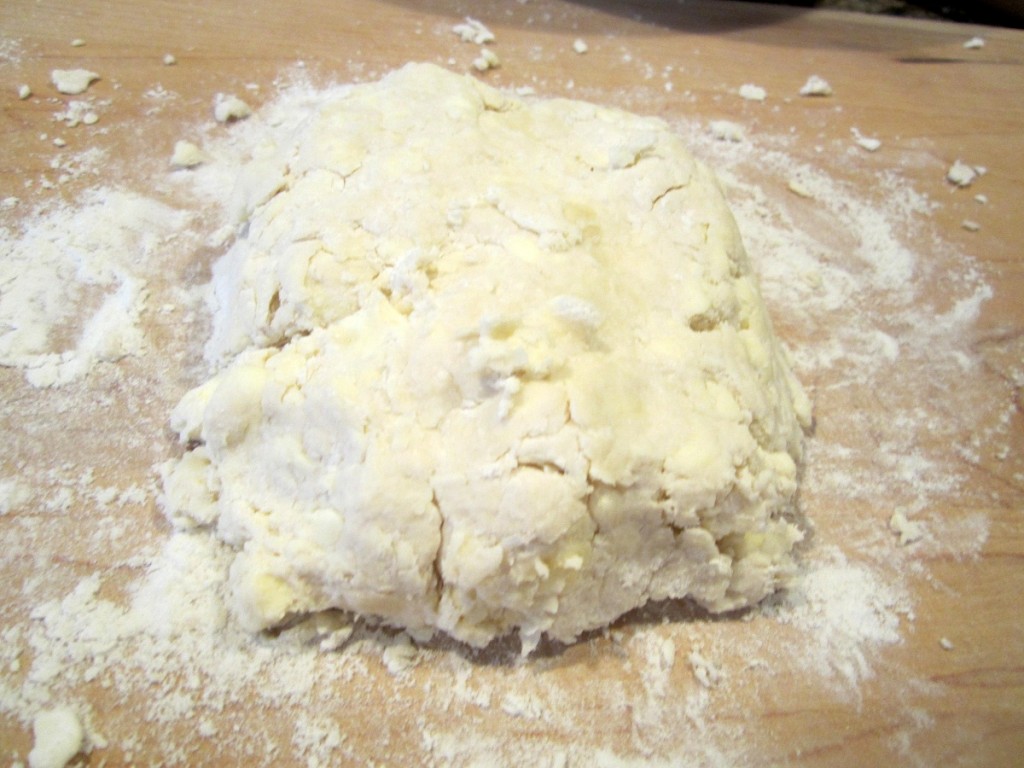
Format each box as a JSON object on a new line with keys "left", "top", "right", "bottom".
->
{"left": 1, "top": 1, "right": 1022, "bottom": 765}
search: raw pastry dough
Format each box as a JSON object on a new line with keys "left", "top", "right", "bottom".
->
{"left": 162, "top": 63, "right": 810, "bottom": 652}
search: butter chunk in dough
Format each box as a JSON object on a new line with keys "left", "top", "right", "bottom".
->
{"left": 162, "top": 63, "right": 811, "bottom": 652}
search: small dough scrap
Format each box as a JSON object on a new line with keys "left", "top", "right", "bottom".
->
{"left": 947, "top": 159, "right": 979, "bottom": 187}
{"left": 709, "top": 120, "right": 745, "bottom": 143}
{"left": 214, "top": 94, "right": 252, "bottom": 123}
{"left": 738, "top": 83, "right": 767, "bottom": 102}
{"left": 799, "top": 75, "right": 832, "bottom": 97}
{"left": 889, "top": 509, "right": 925, "bottom": 546}
{"left": 453, "top": 17, "right": 495, "bottom": 45}
{"left": 170, "top": 140, "right": 208, "bottom": 168}
{"left": 163, "top": 63, "right": 810, "bottom": 652}
{"left": 851, "top": 128, "right": 882, "bottom": 152}
{"left": 50, "top": 69, "right": 99, "bottom": 95}
{"left": 473, "top": 48, "right": 501, "bottom": 72}
{"left": 787, "top": 178, "right": 814, "bottom": 199}
{"left": 28, "top": 707, "right": 84, "bottom": 768}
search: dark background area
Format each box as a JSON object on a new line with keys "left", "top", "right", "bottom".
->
{"left": 765, "top": 0, "right": 1024, "bottom": 27}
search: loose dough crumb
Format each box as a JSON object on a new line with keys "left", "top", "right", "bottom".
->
{"left": 963, "top": 36, "right": 985, "bottom": 49}
{"left": 787, "top": 178, "right": 815, "bottom": 199}
{"left": 472, "top": 48, "right": 501, "bottom": 72}
{"left": 799, "top": 75, "right": 832, "bottom": 97}
{"left": 163, "top": 53, "right": 177, "bottom": 66}
{"left": 18, "top": 83, "right": 32, "bottom": 99}
{"left": 452, "top": 17, "right": 495, "bottom": 45}
{"left": 738, "top": 83, "right": 767, "bottom": 102}
{"left": 709, "top": 120, "right": 745, "bottom": 142}
{"left": 961, "top": 219, "right": 980, "bottom": 232}
{"left": 939, "top": 637, "right": 955, "bottom": 650}
{"left": 70, "top": 38, "right": 86, "bottom": 47}
{"left": 50, "top": 69, "right": 99, "bottom": 95}
{"left": 946, "top": 160, "right": 979, "bottom": 187}
{"left": 213, "top": 94, "right": 253, "bottom": 123}
{"left": 54, "top": 100, "right": 100, "bottom": 128}
{"left": 573, "top": 38, "right": 589, "bottom": 54}
{"left": 170, "top": 139, "right": 208, "bottom": 168}
{"left": 851, "top": 128, "right": 881, "bottom": 152}
{"left": 889, "top": 510, "right": 925, "bottom": 546}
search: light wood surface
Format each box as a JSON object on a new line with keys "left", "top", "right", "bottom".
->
{"left": 1, "top": 1, "right": 1022, "bottom": 766}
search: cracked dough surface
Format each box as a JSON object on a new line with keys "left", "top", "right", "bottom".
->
{"left": 162, "top": 63, "right": 811, "bottom": 651}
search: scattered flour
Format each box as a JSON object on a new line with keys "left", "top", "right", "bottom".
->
{"left": 0, "top": 191, "right": 190, "bottom": 387}
{"left": 767, "top": 548, "right": 908, "bottom": 690}
{"left": 0, "top": 38, "right": 26, "bottom": 66}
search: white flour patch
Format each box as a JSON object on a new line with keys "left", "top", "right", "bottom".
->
{"left": 0, "top": 38, "right": 26, "bottom": 67}
{"left": 768, "top": 548, "right": 908, "bottom": 690}
{"left": 1, "top": 62, "right": 1009, "bottom": 768}
{"left": 0, "top": 191, "right": 190, "bottom": 387}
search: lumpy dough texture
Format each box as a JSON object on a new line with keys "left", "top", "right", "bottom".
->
{"left": 162, "top": 63, "right": 812, "bottom": 652}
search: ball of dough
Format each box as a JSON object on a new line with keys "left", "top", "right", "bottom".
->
{"left": 162, "top": 63, "right": 811, "bottom": 652}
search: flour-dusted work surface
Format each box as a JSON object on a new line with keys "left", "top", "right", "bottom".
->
{"left": 1, "top": 1, "right": 1022, "bottom": 766}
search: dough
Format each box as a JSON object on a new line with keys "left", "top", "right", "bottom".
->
{"left": 162, "top": 63, "right": 811, "bottom": 652}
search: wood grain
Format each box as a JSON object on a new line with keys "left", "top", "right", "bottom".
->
{"left": 1, "top": 1, "right": 1022, "bottom": 765}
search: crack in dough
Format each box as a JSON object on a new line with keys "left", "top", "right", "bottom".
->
{"left": 161, "top": 63, "right": 811, "bottom": 653}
